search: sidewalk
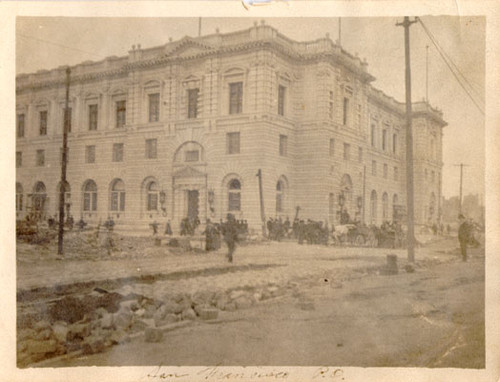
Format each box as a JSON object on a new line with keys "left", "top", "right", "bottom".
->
{"left": 17, "top": 235, "right": 460, "bottom": 293}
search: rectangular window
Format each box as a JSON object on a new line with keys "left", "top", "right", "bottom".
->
{"left": 383, "top": 163, "right": 388, "bottom": 179}
{"left": 394, "top": 166, "right": 399, "bottom": 181}
{"left": 228, "top": 192, "right": 241, "bottom": 212}
{"left": 227, "top": 132, "right": 240, "bottom": 154}
{"left": 147, "top": 194, "right": 158, "bottom": 211}
{"left": 187, "top": 88, "right": 199, "bottom": 119}
{"left": 88, "top": 104, "right": 98, "bottom": 131}
{"left": 85, "top": 145, "right": 96, "bottom": 164}
{"left": 112, "top": 143, "right": 124, "bottom": 162}
{"left": 329, "top": 139, "right": 335, "bottom": 157}
{"left": 36, "top": 149, "right": 45, "bottom": 166}
{"left": 17, "top": 114, "right": 25, "bottom": 138}
{"left": 279, "top": 135, "right": 288, "bottom": 156}
{"left": 39, "top": 111, "right": 47, "bottom": 136}
{"left": 145, "top": 139, "right": 157, "bottom": 159}
{"left": 63, "top": 107, "right": 72, "bottom": 133}
{"left": 116, "top": 100, "right": 126, "bottom": 128}
{"left": 148, "top": 93, "right": 160, "bottom": 122}
{"left": 278, "top": 85, "right": 286, "bottom": 116}
{"left": 16, "top": 151, "right": 22, "bottom": 168}
{"left": 343, "top": 97, "right": 349, "bottom": 125}
{"left": 229, "top": 82, "right": 243, "bottom": 115}
{"left": 393, "top": 133, "right": 397, "bottom": 154}
{"left": 343, "top": 143, "right": 350, "bottom": 160}
{"left": 329, "top": 91, "right": 334, "bottom": 120}
{"left": 356, "top": 104, "right": 362, "bottom": 128}
{"left": 372, "top": 160, "right": 377, "bottom": 176}
{"left": 382, "top": 129, "right": 387, "bottom": 151}
{"left": 185, "top": 150, "right": 199, "bottom": 162}
{"left": 371, "top": 125, "right": 376, "bottom": 147}
{"left": 358, "top": 147, "right": 363, "bottom": 162}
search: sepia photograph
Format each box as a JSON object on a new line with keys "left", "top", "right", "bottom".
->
{"left": 5, "top": 4, "right": 500, "bottom": 381}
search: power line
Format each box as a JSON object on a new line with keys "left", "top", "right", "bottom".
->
{"left": 418, "top": 19, "right": 484, "bottom": 103}
{"left": 416, "top": 19, "right": 485, "bottom": 116}
{"left": 18, "top": 33, "right": 103, "bottom": 60}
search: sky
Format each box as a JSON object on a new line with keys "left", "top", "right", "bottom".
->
{"left": 16, "top": 16, "right": 485, "bottom": 200}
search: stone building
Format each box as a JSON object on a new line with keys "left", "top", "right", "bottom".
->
{"left": 15, "top": 21, "right": 445, "bottom": 234}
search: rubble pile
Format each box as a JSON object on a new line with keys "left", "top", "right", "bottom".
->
{"left": 17, "top": 281, "right": 296, "bottom": 367}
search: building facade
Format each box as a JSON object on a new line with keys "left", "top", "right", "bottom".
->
{"left": 15, "top": 22, "right": 446, "bottom": 234}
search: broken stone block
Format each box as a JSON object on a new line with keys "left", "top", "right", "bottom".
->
{"left": 253, "top": 292, "right": 262, "bottom": 302}
{"left": 81, "top": 336, "right": 106, "bottom": 355}
{"left": 119, "top": 300, "right": 140, "bottom": 312}
{"left": 224, "top": 302, "right": 237, "bottom": 312}
{"left": 229, "top": 290, "right": 247, "bottom": 300}
{"left": 113, "top": 308, "right": 133, "bottom": 330}
{"left": 52, "top": 322, "right": 69, "bottom": 343}
{"left": 33, "top": 320, "right": 51, "bottom": 332}
{"left": 134, "top": 308, "right": 146, "bottom": 317}
{"left": 18, "top": 328, "right": 36, "bottom": 341}
{"left": 181, "top": 308, "right": 197, "bottom": 321}
{"left": 163, "top": 300, "right": 183, "bottom": 315}
{"left": 100, "top": 313, "right": 114, "bottom": 329}
{"left": 197, "top": 308, "right": 219, "bottom": 321}
{"left": 144, "top": 327, "right": 163, "bottom": 343}
{"left": 109, "top": 329, "right": 131, "bottom": 345}
{"left": 26, "top": 339, "right": 57, "bottom": 355}
{"left": 34, "top": 328, "right": 52, "bottom": 341}
{"left": 234, "top": 296, "right": 252, "bottom": 310}
{"left": 67, "top": 323, "right": 91, "bottom": 341}
{"left": 94, "top": 307, "right": 109, "bottom": 319}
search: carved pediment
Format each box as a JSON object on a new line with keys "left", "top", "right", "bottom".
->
{"left": 173, "top": 166, "right": 206, "bottom": 179}
{"left": 166, "top": 37, "right": 215, "bottom": 58}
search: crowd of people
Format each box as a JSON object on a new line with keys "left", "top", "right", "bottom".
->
{"left": 266, "top": 217, "right": 330, "bottom": 245}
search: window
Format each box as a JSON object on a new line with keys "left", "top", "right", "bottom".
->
{"left": 278, "top": 85, "right": 286, "bottom": 116}
{"left": 382, "top": 129, "right": 387, "bottom": 151}
{"left": 430, "top": 138, "right": 436, "bottom": 160}
{"left": 343, "top": 143, "right": 351, "bottom": 160}
{"left": 148, "top": 93, "right": 160, "bottom": 123}
{"left": 16, "top": 183, "right": 23, "bottom": 212}
{"left": 343, "top": 97, "right": 349, "bottom": 125}
{"left": 36, "top": 149, "right": 45, "bottom": 166}
{"left": 17, "top": 114, "right": 25, "bottom": 138}
{"left": 227, "top": 132, "right": 240, "bottom": 154}
{"left": 356, "top": 104, "right": 362, "bottom": 128}
{"left": 146, "top": 181, "right": 159, "bottom": 211}
{"left": 329, "top": 139, "right": 335, "bottom": 157}
{"left": 112, "top": 143, "right": 124, "bottom": 162}
{"left": 393, "top": 133, "right": 397, "bottom": 154}
{"left": 16, "top": 152, "right": 22, "bottom": 168}
{"left": 62, "top": 107, "right": 72, "bottom": 133}
{"left": 358, "top": 147, "right": 363, "bottom": 162}
{"left": 372, "top": 160, "right": 377, "bottom": 176}
{"left": 229, "top": 82, "right": 243, "bottom": 115}
{"left": 116, "top": 100, "right": 126, "bottom": 128}
{"left": 371, "top": 124, "right": 376, "bottom": 147}
{"left": 329, "top": 91, "right": 334, "bottom": 120}
{"left": 370, "top": 190, "right": 377, "bottom": 223}
{"left": 228, "top": 179, "right": 241, "bottom": 211}
{"left": 39, "top": 111, "right": 47, "bottom": 136}
{"left": 276, "top": 180, "right": 284, "bottom": 213}
{"left": 394, "top": 167, "right": 399, "bottom": 181}
{"left": 279, "top": 135, "right": 288, "bottom": 157}
{"left": 329, "top": 193, "right": 335, "bottom": 216}
{"left": 83, "top": 180, "right": 97, "bottom": 212}
{"left": 185, "top": 150, "right": 199, "bottom": 162}
{"left": 382, "top": 192, "right": 389, "bottom": 220}
{"left": 110, "top": 179, "right": 125, "bottom": 211}
{"left": 85, "top": 145, "right": 96, "bottom": 164}
{"left": 88, "top": 104, "right": 98, "bottom": 131}
{"left": 383, "top": 163, "right": 388, "bottom": 179}
{"left": 187, "top": 88, "right": 199, "bottom": 119}
{"left": 145, "top": 139, "right": 157, "bottom": 159}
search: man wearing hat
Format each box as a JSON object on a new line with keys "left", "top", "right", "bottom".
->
{"left": 222, "top": 213, "right": 238, "bottom": 263}
{"left": 458, "top": 214, "right": 470, "bottom": 262}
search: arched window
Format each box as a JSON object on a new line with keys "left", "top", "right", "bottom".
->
{"left": 83, "top": 180, "right": 97, "bottom": 211}
{"left": 276, "top": 180, "right": 284, "bottom": 213}
{"left": 146, "top": 181, "right": 159, "bottom": 211}
{"left": 370, "top": 190, "right": 377, "bottom": 224}
{"left": 33, "top": 181, "right": 47, "bottom": 212}
{"left": 16, "top": 183, "right": 23, "bottom": 211}
{"left": 110, "top": 179, "right": 125, "bottom": 211}
{"left": 228, "top": 179, "right": 241, "bottom": 212}
{"left": 382, "top": 192, "right": 388, "bottom": 221}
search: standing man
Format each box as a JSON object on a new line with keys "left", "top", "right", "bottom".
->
{"left": 458, "top": 214, "right": 470, "bottom": 262}
{"left": 222, "top": 213, "right": 238, "bottom": 263}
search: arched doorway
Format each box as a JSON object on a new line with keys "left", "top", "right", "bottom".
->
{"left": 32, "top": 182, "right": 47, "bottom": 220}
{"left": 339, "top": 174, "right": 353, "bottom": 223}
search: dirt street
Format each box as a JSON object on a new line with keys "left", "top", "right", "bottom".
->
{"left": 44, "top": 246, "right": 484, "bottom": 368}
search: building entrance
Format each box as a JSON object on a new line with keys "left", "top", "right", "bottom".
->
{"left": 187, "top": 190, "right": 199, "bottom": 220}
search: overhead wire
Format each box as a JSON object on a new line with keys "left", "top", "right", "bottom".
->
{"left": 416, "top": 18, "right": 485, "bottom": 116}
{"left": 18, "top": 33, "right": 103, "bottom": 60}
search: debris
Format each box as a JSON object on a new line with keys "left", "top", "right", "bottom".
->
{"left": 144, "top": 327, "right": 163, "bottom": 343}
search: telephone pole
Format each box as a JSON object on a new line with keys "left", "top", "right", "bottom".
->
{"left": 397, "top": 16, "right": 417, "bottom": 263}
{"left": 454, "top": 163, "right": 469, "bottom": 214}
{"left": 57, "top": 67, "right": 71, "bottom": 257}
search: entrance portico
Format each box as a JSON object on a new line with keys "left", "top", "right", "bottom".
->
{"left": 172, "top": 166, "right": 207, "bottom": 228}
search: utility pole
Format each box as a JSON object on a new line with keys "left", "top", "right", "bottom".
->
{"left": 256, "top": 169, "right": 266, "bottom": 237}
{"left": 454, "top": 163, "right": 469, "bottom": 214}
{"left": 397, "top": 16, "right": 417, "bottom": 263}
{"left": 57, "top": 67, "right": 71, "bottom": 257}
{"left": 426, "top": 45, "right": 429, "bottom": 103}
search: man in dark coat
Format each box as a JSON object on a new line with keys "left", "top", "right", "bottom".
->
{"left": 458, "top": 214, "right": 470, "bottom": 262}
{"left": 222, "top": 213, "right": 238, "bottom": 263}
